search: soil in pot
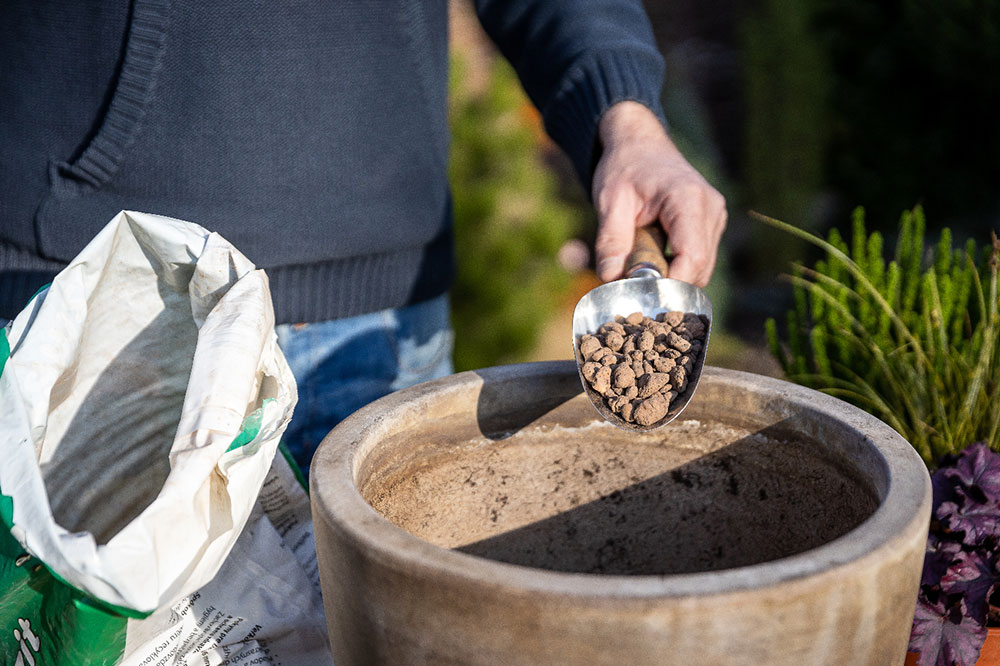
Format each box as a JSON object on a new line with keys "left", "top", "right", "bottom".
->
{"left": 362, "top": 418, "right": 879, "bottom": 575}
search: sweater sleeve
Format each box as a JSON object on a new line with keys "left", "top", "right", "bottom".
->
{"left": 474, "top": 0, "right": 668, "bottom": 193}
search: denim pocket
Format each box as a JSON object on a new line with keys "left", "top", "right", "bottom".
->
{"left": 390, "top": 295, "right": 454, "bottom": 391}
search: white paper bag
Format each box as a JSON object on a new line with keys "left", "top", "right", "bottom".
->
{"left": 0, "top": 211, "right": 333, "bottom": 665}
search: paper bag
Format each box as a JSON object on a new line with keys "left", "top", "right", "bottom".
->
{"left": 0, "top": 211, "right": 333, "bottom": 665}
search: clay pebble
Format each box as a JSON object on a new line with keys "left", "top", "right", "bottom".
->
{"left": 592, "top": 366, "right": 612, "bottom": 394}
{"left": 634, "top": 393, "right": 669, "bottom": 426}
{"left": 637, "top": 372, "right": 671, "bottom": 398}
{"left": 579, "top": 335, "right": 601, "bottom": 359}
{"left": 612, "top": 365, "right": 636, "bottom": 390}
{"left": 604, "top": 331, "right": 625, "bottom": 352}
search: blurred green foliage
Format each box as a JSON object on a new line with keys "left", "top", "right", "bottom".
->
{"left": 448, "top": 53, "right": 584, "bottom": 371}
{"left": 740, "top": 0, "right": 832, "bottom": 276}
{"left": 742, "top": 0, "right": 829, "bottom": 225}
{"left": 742, "top": 0, "right": 1000, "bottom": 239}
{"left": 762, "top": 207, "right": 1000, "bottom": 466}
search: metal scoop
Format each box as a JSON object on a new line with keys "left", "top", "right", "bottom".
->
{"left": 572, "top": 226, "right": 713, "bottom": 431}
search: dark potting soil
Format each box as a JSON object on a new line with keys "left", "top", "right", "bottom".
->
{"left": 577, "top": 311, "right": 707, "bottom": 426}
{"left": 364, "top": 419, "right": 879, "bottom": 576}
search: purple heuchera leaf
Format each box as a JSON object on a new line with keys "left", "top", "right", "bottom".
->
{"left": 942, "top": 550, "right": 1000, "bottom": 623}
{"left": 938, "top": 497, "right": 1000, "bottom": 545}
{"left": 910, "top": 594, "right": 987, "bottom": 666}
{"left": 933, "top": 468, "right": 963, "bottom": 510}
{"left": 940, "top": 442, "right": 1000, "bottom": 500}
{"left": 923, "top": 536, "right": 963, "bottom": 586}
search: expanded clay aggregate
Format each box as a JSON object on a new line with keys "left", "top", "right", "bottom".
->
{"left": 577, "top": 311, "right": 707, "bottom": 426}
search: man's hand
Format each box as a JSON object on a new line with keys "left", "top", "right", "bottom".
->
{"left": 592, "top": 101, "right": 727, "bottom": 288}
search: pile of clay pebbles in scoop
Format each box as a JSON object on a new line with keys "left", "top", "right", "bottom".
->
{"left": 577, "top": 311, "right": 707, "bottom": 426}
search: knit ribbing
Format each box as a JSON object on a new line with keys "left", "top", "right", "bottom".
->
{"left": 0, "top": 229, "right": 453, "bottom": 324}
{"left": 265, "top": 229, "right": 453, "bottom": 325}
{"left": 0, "top": 243, "right": 63, "bottom": 318}
{"left": 64, "top": 0, "right": 170, "bottom": 191}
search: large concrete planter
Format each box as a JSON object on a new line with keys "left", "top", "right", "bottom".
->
{"left": 311, "top": 362, "right": 931, "bottom": 666}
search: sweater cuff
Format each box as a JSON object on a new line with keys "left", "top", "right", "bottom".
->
{"left": 542, "top": 49, "right": 667, "bottom": 198}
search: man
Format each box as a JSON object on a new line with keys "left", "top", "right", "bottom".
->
{"left": 0, "top": 0, "right": 726, "bottom": 473}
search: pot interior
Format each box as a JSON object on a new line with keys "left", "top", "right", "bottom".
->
{"left": 359, "top": 390, "right": 880, "bottom": 576}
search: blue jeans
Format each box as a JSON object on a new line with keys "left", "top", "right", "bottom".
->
{"left": 275, "top": 294, "right": 454, "bottom": 478}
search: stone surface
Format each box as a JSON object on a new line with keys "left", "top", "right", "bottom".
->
{"left": 311, "top": 362, "right": 931, "bottom": 666}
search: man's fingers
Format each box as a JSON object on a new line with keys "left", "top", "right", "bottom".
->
{"left": 663, "top": 225, "right": 712, "bottom": 287}
{"left": 660, "top": 189, "right": 726, "bottom": 287}
{"left": 594, "top": 182, "right": 642, "bottom": 282}
{"left": 668, "top": 247, "right": 717, "bottom": 288}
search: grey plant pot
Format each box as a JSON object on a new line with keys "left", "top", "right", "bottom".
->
{"left": 311, "top": 362, "right": 931, "bottom": 666}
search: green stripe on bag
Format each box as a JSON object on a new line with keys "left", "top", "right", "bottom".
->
{"left": 0, "top": 326, "right": 8, "bottom": 377}
{"left": 227, "top": 397, "right": 276, "bottom": 452}
{"left": 0, "top": 514, "right": 129, "bottom": 665}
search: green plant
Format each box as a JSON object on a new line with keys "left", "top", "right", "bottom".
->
{"left": 759, "top": 206, "right": 1000, "bottom": 465}
{"left": 448, "top": 52, "right": 583, "bottom": 371}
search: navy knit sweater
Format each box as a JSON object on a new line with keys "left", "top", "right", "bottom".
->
{"left": 0, "top": 0, "right": 666, "bottom": 324}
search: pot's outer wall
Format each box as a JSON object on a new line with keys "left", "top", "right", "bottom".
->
{"left": 311, "top": 362, "right": 931, "bottom": 666}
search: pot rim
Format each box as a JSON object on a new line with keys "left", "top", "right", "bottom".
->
{"left": 311, "top": 361, "right": 932, "bottom": 600}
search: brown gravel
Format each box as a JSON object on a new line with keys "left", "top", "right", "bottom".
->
{"left": 577, "top": 311, "right": 708, "bottom": 426}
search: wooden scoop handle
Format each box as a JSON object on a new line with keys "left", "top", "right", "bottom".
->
{"left": 624, "top": 225, "right": 670, "bottom": 278}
